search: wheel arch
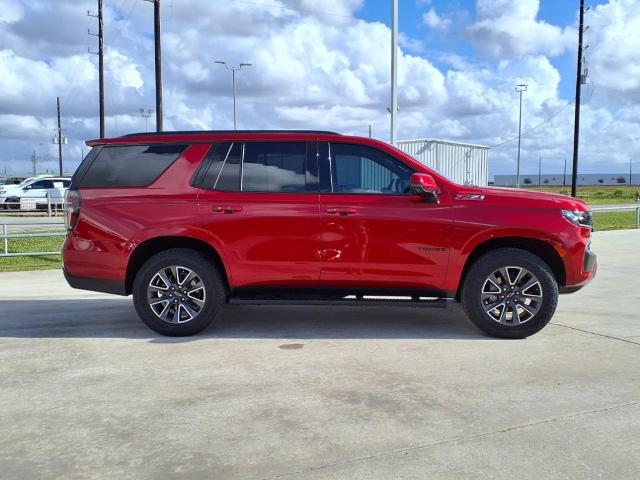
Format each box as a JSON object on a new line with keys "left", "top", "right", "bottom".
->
{"left": 125, "top": 236, "right": 229, "bottom": 295}
{"left": 455, "top": 237, "right": 566, "bottom": 300}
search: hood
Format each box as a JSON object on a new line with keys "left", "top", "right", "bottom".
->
{"left": 0, "top": 184, "right": 24, "bottom": 193}
{"left": 456, "top": 185, "right": 589, "bottom": 211}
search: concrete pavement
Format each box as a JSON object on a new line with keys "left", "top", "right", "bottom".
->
{"left": 0, "top": 231, "right": 639, "bottom": 479}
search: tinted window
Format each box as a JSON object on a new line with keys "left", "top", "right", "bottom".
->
{"left": 79, "top": 144, "right": 187, "bottom": 188}
{"left": 194, "top": 142, "right": 231, "bottom": 189}
{"left": 330, "top": 144, "right": 413, "bottom": 194}
{"left": 214, "top": 142, "right": 242, "bottom": 191}
{"left": 242, "top": 142, "right": 307, "bottom": 193}
{"left": 28, "top": 180, "right": 54, "bottom": 189}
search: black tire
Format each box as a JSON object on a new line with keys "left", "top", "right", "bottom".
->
{"left": 460, "top": 248, "right": 558, "bottom": 339}
{"left": 132, "top": 248, "right": 226, "bottom": 336}
{"left": 6, "top": 197, "right": 20, "bottom": 210}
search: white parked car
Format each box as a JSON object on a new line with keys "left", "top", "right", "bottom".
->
{"left": 0, "top": 177, "right": 71, "bottom": 210}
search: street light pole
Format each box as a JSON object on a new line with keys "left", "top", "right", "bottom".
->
{"left": 139, "top": 108, "right": 153, "bottom": 132}
{"left": 215, "top": 60, "right": 252, "bottom": 130}
{"left": 515, "top": 84, "right": 528, "bottom": 188}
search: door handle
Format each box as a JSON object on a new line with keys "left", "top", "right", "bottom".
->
{"left": 326, "top": 207, "right": 357, "bottom": 216}
{"left": 212, "top": 205, "right": 243, "bottom": 214}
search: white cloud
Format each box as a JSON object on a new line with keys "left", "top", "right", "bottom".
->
{"left": 422, "top": 8, "right": 451, "bottom": 30}
{"left": 0, "top": 0, "right": 639, "bottom": 181}
{"left": 585, "top": 0, "right": 640, "bottom": 103}
{"left": 467, "top": 0, "right": 575, "bottom": 58}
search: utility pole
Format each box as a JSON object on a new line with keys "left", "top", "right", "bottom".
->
{"left": 88, "top": 0, "right": 105, "bottom": 138}
{"left": 31, "top": 150, "right": 38, "bottom": 176}
{"left": 390, "top": 0, "right": 398, "bottom": 145}
{"left": 630, "top": 159, "right": 633, "bottom": 185}
{"left": 563, "top": 158, "right": 567, "bottom": 187}
{"left": 144, "top": 0, "right": 163, "bottom": 131}
{"left": 214, "top": 61, "right": 252, "bottom": 130}
{"left": 515, "top": 84, "right": 527, "bottom": 188}
{"left": 571, "top": 0, "right": 587, "bottom": 197}
{"left": 538, "top": 156, "right": 542, "bottom": 188}
{"left": 368, "top": 124, "right": 372, "bottom": 138}
{"left": 53, "top": 97, "right": 66, "bottom": 176}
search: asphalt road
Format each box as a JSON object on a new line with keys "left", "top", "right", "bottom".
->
{"left": 0, "top": 230, "right": 639, "bottom": 479}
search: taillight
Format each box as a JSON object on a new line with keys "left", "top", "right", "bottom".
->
{"left": 65, "top": 189, "right": 81, "bottom": 231}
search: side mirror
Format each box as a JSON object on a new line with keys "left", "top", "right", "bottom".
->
{"left": 409, "top": 173, "right": 440, "bottom": 203}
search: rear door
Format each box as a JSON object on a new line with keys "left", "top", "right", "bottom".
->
{"left": 196, "top": 141, "right": 322, "bottom": 288}
{"left": 318, "top": 142, "right": 452, "bottom": 292}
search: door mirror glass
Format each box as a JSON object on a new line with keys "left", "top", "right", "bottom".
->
{"left": 409, "top": 173, "right": 439, "bottom": 203}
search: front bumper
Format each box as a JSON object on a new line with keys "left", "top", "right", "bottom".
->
{"left": 583, "top": 248, "right": 597, "bottom": 273}
{"left": 560, "top": 246, "right": 597, "bottom": 294}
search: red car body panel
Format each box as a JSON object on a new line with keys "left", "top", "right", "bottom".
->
{"left": 63, "top": 132, "right": 596, "bottom": 297}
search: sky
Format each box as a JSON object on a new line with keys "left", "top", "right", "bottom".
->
{"left": 1, "top": 0, "right": 639, "bottom": 180}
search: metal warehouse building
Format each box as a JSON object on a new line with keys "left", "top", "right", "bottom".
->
{"left": 396, "top": 139, "right": 490, "bottom": 186}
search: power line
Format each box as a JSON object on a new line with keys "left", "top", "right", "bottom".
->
{"left": 490, "top": 101, "right": 573, "bottom": 149}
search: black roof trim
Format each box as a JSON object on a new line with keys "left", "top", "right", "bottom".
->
{"left": 120, "top": 129, "right": 340, "bottom": 138}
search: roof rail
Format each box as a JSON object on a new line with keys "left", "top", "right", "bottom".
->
{"left": 120, "top": 129, "right": 341, "bottom": 138}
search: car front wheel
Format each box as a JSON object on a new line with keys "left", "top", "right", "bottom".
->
{"left": 132, "top": 248, "right": 226, "bottom": 336}
{"left": 461, "top": 248, "right": 559, "bottom": 339}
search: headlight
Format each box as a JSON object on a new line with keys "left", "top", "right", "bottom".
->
{"left": 562, "top": 209, "right": 593, "bottom": 228}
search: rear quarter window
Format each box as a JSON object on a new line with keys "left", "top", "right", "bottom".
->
{"left": 78, "top": 144, "right": 188, "bottom": 188}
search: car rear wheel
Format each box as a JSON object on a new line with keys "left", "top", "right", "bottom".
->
{"left": 461, "top": 248, "right": 558, "bottom": 339}
{"left": 133, "top": 248, "right": 226, "bottom": 336}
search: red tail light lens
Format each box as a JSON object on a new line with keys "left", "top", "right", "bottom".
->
{"left": 65, "top": 190, "right": 81, "bottom": 231}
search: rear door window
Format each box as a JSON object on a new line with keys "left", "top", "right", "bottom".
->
{"left": 242, "top": 142, "right": 307, "bottom": 193}
{"left": 195, "top": 141, "right": 316, "bottom": 193}
{"left": 214, "top": 143, "right": 242, "bottom": 192}
{"left": 78, "top": 144, "right": 188, "bottom": 188}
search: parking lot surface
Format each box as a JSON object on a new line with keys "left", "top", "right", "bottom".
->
{"left": 1, "top": 230, "right": 639, "bottom": 479}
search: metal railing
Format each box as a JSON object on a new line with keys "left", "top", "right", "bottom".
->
{"left": 590, "top": 204, "right": 640, "bottom": 230}
{"left": 1, "top": 221, "right": 66, "bottom": 257}
{"left": 0, "top": 193, "right": 65, "bottom": 217}
{"left": 1, "top": 204, "right": 637, "bottom": 259}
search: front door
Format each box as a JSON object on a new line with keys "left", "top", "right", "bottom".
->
{"left": 318, "top": 142, "right": 452, "bottom": 293}
{"left": 196, "top": 141, "right": 322, "bottom": 288}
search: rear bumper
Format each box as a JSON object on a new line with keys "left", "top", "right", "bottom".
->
{"left": 63, "top": 268, "right": 128, "bottom": 296}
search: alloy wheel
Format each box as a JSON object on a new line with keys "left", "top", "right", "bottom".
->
{"left": 147, "top": 265, "right": 206, "bottom": 323}
{"left": 480, "top": 266, "right": 543, "bottom": 325}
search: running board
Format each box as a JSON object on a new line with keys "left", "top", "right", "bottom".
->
{"left": 228, "top": 295, "right": 448, "bottom": 308}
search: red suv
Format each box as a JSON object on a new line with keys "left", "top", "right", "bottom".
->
{"left": 62, "top": 130, "right": 596, "bottom": 338}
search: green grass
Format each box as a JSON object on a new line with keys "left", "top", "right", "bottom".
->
{"left": 522, "top": 185, "right": 640, "bottom": 205}
{"left": 0, "top": 231, "right": 64, "bottom": 272}
{"left": 593, "top": 211, "right": 638, "bottom": 231}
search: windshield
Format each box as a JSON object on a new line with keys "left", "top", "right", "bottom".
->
{"left": 17, "top": 178, "right": 36, "bottom": 187}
